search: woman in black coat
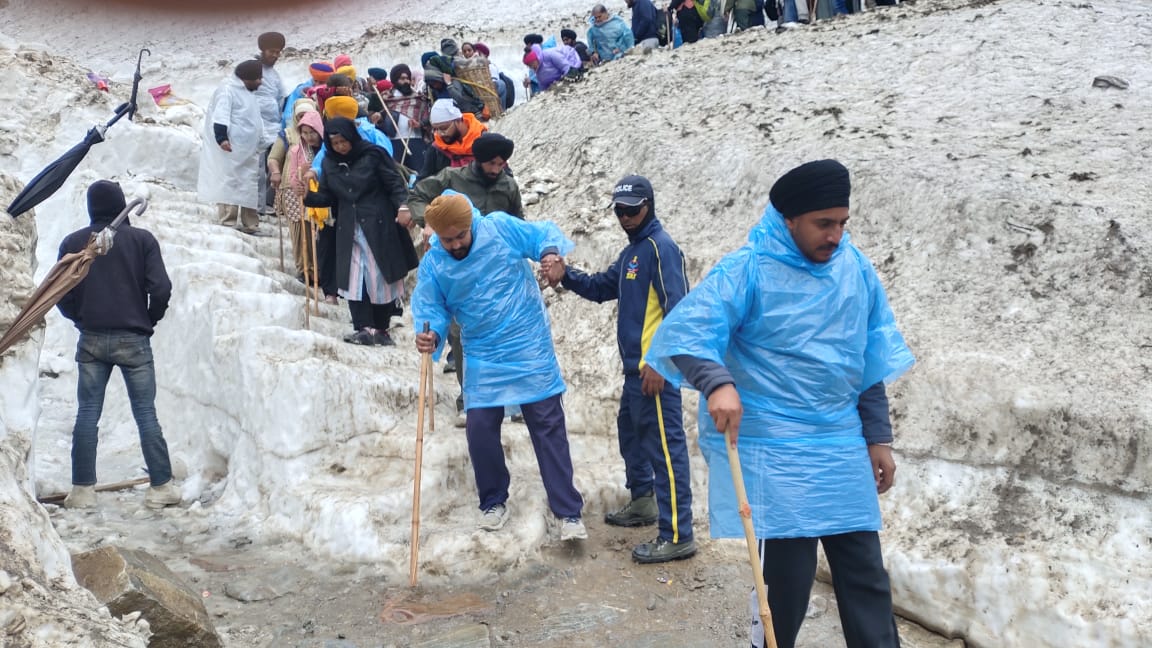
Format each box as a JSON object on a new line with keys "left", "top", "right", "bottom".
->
{"left": 304, "top": 117, "right": 419, "bottom": 346}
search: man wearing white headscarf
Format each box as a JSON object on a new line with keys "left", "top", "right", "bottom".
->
{"left": 198, "top": 60, "right": 275, "bottom": 234}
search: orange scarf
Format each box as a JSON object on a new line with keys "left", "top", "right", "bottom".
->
{"left": 433, "top": 112, "right": 488, "bottom": 164}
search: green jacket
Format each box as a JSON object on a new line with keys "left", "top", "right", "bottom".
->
{"left": 409, "top": 163, "right": 524, "bottom": 226}
{"left": 723, "top": 0, "right": 757, "bottom": 13}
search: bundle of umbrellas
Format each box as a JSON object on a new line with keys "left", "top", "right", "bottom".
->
{"left": 1, "top": 48, "right": 152, "bottom": 355}
{"left": 0, "top": 199, "right": 148, "bottom": 355}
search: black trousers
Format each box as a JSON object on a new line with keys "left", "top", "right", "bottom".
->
{"left": 316, "top": 221, "right": 338, "bottom": 297}
{"left": 753, "top": 531, "right": 900, "bottom": 648}
{"left": 348, "top": 298, "right": 400, "bottom": 331}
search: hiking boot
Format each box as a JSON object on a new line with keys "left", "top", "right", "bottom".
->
{"left": 343, "top": 329, "right": 375, "bottom": 346}
{"left": 478, "top": 503, "right": 509, "bottom": 531}
{"left": 604, "top": 494, "right": 658, "bottom": 527}
{"left": 631, "top": 537, "right": 697, "bottom": 564}
{"left": 145, "top": 480, "right": 182, "bottom": 509}
{"left": 373, "top": 330, "right": 395, "bottom": 346}
{"left": 560, "top": 516, "right": 588, "bottom": 541}
{"left": 454, "top": 411, "right": 467, "bottom": 428}
{"left": 63, "top": 485, "right": 96, "bottom": 509}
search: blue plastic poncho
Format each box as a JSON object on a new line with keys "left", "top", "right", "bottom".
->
{"left": 645, "top": 204, "right": 914, "bottom": 539}
{"left": 411, "top": 196, "right": 574, "bottom": 410}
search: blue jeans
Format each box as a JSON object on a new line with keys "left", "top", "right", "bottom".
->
{"left": 72, "top": 330, "right": 172, "bottom": 487}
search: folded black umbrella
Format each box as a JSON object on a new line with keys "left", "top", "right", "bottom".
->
{"left": 7, "top": 48, "right": 150, "bottom": 218}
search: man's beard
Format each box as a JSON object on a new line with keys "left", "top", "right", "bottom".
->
{"left": 396, "top": 83, "right": 413, "bottom": 96}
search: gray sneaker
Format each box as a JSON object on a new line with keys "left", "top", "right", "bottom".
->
{"left": 479, "top": 503, "right": 509, "bottom": 531}
{"left": 632, "top": 537, "right": 697, "bottom": 564}
{"left": 63, "top": 485, "right": 97, "bottom": 509}
{"left": 604, "top": 494, "right": 658, "bottom": 527}
{"left": 560, "top": 516, "right": 588, "bottom": 541}
{"left": 145, "top": 480, "right": 182, "bottom": 509}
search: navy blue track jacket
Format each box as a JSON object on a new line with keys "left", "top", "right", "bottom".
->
{"left": 562, "top": 218, "right": 687, "bottom": 374}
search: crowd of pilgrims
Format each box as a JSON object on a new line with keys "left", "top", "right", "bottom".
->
{"left": 197, "top": 0, "right": 899, "bottom": 347}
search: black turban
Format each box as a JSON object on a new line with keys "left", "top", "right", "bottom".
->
{"left": 472, "top": 133, "right": 515, "bottom": 163}
{"left": 769, "top": 159, "right": 851, "bottom": 219}
{"left": 235, "top": 59, "right": 263, "bottom": 81}
{"left": 257, "top": 32, "right": 285, "bottom": 50}
{"left": 390, "top": 64, "right": 411, "bottom": 85}
{"left": 87, "top": 180, "right": 125, "bottom": 224}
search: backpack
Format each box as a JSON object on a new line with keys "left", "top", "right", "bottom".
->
{"left": 656, "top": 8, "right": 670, "bottom": 46}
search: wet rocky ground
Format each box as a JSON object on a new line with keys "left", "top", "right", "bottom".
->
{"left": 46, "top": 488, "right": 962, "bottom": 647}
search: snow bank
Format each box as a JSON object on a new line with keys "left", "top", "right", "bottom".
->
{"left": 1, "top": 0, "right": 1148, "bottom": 646}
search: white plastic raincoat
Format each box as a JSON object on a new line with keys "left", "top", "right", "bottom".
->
{"left": 197, "top": 76, "right": 272, "bottom": 210}
{"left": 411, "top": 197, "right": 574, "bottom": 410}
{"left": 645, "top": 203, "right": 914, "bottom": 539}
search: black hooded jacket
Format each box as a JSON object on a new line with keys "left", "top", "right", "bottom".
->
{"left": 57, "top": 215, "right": 172, "bottom": 336}
{"left": 304, "top": 117, "right": 418, "bottom": 291}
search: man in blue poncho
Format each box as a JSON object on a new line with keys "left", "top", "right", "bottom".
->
{"left": 645, "top": 160, "right": 913, "bottom": 648}
{"left": 412, "top": 193, "right": 587, "bottom": 541}
{"left": 587, "top": 4, "right": 635, "bottom": 63}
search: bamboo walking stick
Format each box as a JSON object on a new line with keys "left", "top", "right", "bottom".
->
{"left": 276, "top": 194, "right": 285, "bottom": 273}
{"left": 373, "top": 85, "right": 413, "bottom": 169}
{"left": 308, "top": 219, "right": 320, "bottom": 315}
{"left": 301, "top": 220, "right": 313, "bottom": 329}
{"left": 410, "top": 321, "right": 433, "bottom": 587}
{"left": 725, "top": 429, "right": 778, "bottom": 648}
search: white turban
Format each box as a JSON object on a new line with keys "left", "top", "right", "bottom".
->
{"left": 429, "top": 98, "right": 462, "bottom": 124}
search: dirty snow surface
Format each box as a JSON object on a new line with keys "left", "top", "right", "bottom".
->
{"left": 0, "top": 0, "right": 1149, "bottom": 646}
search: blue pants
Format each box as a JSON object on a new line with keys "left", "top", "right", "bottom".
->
{"left": 465, "top": 393, "right": 583, "bottom": 518}
{"left": 617, "top": 374, "right": 693, "bottom": 543}
{"left": 72, "top": 330, "right": 172, "bottom": 487}
{"left": 753, "top": 531, "right": 900, "bottom": 648}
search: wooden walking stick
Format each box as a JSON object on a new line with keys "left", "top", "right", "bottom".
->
{"left": 301, "top": 220, "right": 313, "bottom": 329}
{"left": 307, "top": 219, "right": 321, "bottom": 315}
{"left": 373, "top": 84, "right": 413, "bottom": 169}
{"left": 276, "top": 196, "right": 285, "bottom": 273}
{"left": 410, "top": 321, "right": 433, "bottom": 587}
{"left": 725, "top": 429, "right": 779, "bottom": 648}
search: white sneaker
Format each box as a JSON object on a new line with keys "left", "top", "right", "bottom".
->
{"left": 144, "top": 480, "right": 181, "bottom": 509}
{"left": 454, "top": 412, "right": 467, "bottom": 428}
{"left": 479, "top": 504, "right": 509, "bottom": 531}
{"left": 560, "top": 516, "right": 588, "bottom": 541}
{"left": 63, "top": 485, "right": 97, "bottom": 509}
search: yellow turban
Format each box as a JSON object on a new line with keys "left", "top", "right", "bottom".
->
{"left": 335, "top": 65, "right": 357, "bottom": 79}
{"left": 324, "top": 95, "right": 359, "bottom": 120}
{"left": 425, "top": 194, "right": 474, "bottom": 234}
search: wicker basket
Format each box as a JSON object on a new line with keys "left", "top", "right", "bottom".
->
{"left": 454, "top": 57, "right": 503, "bottom": 119}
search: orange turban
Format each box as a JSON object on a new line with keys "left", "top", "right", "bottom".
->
{"left": 425, "top": 194, "right": 474, "bottom": 234}
{"left": 309, "top": 62, "right": 334, "bottom": 84}
{"left": 323, "top": 95, "right": 359, "bottom": 120}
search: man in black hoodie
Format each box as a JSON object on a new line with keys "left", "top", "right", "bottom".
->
{"left": 56, "top": 180, "right": 181, "bottom": 510}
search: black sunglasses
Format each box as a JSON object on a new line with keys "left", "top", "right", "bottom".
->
{"left": 614, "top": 202, "right": 645, "bottom": 218}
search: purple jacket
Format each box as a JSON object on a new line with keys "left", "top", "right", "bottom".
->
{"left": 532, "top": 44, "right": 571, "bottom": 91}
